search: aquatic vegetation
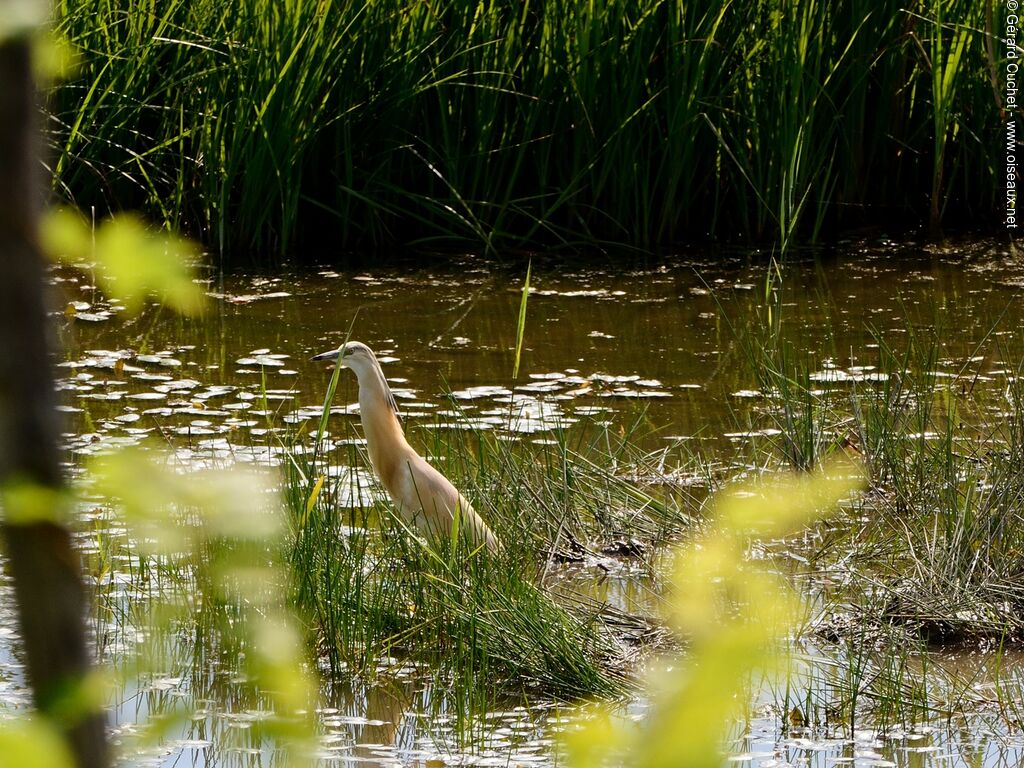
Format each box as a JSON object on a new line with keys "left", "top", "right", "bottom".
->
{"left": 723, "top": 269, "right": 1024, "bottom": 644}
{"left": 284, "top": 411, "right": 695, "bottom": 699}
{"left": 0, "top": 180, "right": 322, "bottom": 765}
{"left": 49, "top": 0, "right": 996, "bottom": 261}
{"left": 563, "top": 463, "right": 864, "bottom": 767}
{"left": 85, "top": 448, "right": 319, "bottom": 763}
{"left": 11, "top": 245, "right": 1024, "bottom": 765}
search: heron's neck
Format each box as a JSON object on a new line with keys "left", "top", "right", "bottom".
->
{"left": 355, "top": 365, "right": 412, "bottom": 488}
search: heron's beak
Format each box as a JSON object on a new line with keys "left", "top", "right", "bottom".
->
{"left": 311, "top": 348, "right": 341, "bottom": 362}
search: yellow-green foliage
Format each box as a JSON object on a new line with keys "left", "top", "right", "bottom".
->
{"left": 0, "top": 716, "right": 74, "bottom": 768}
{"left": 0, "top": 448, "right": 318, "bottom": 761}
{"left": 88, "top": 447, "right": 317, "bottom": 760}
{"left": 564, "top": 463, "right": 864, "bottom": 768}
{"left": 41, "top": 208, "right": 204, "bottom": 315}
{"left": 2, "top": 204, "right": 318, "bottom": 762}
{"left": 0, "top": 0, "right": 45, "bottom": 42}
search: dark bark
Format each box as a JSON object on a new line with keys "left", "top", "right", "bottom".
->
{"left": 0, "top": 36, "right": 109, "bottom": 768}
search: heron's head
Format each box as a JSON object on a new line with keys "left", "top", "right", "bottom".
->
{"left": 311, "top": 341, "right": 399, "bottom": 415}
{"left": 311, "top": 341, "right": 378, "bottom": 376}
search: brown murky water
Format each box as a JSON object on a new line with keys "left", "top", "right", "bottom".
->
{"left": 56, "top": 240, "right": 1024, "bottom": 462}
{"left": 5, "top": 238, "right": 1024, "bottom": 766}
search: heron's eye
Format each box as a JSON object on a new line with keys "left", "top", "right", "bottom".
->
{"left": 342, "top": 348, "right": 354, "bottom": 357}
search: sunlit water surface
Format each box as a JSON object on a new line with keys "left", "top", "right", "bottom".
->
{"left": 4, "top": 239, "right": 1024, "bottom": 766}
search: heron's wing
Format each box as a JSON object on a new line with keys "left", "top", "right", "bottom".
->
{"left": 390, "top": 456, "right": 496, "bottom": 547}
{"left": 392, "top": 456, "right": 460, "bottom": 516}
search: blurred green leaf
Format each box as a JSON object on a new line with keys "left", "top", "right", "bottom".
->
{"left": 0, "top": 0, "right": 44, "bottom": 42}
{"left": 41, "top": 209, "right": 204, "bottom": 316}
{"left": 39, "top": 206, "right": 90, "bottom": 261}
{"left": 716, "top": 462, "right": 862, "bottom": 536}
{"left": 0, "top": 479, "right": 67, "bottom": 525}
{"left": 95, "top": 215, "right": 203, "bottom": 314}
{"left": 0, "top": 716, "right": 74, "bottom": 768}
{"left": 249, "top": 614, "right": 316, "bottom": 714}
{"left": 562, "top": 707, "right": 623, "bottom": 766}
{"left": 84, "top": 444, "right": 317, "bottom": 762}
{"left": 566, "top": 462, "right": 865, "bottom": 767}
{"left": 48, "top": 669, "right": 113, "bottom": 728}
{"left": 87, "top": 446, "right": 280, "bottom": 554}
{"left": 34, "top": 31, "right": 79, "bottom": 80}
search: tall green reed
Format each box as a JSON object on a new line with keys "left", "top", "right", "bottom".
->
{"left": 49, "top": 0, "right": 998, "bottom": 262}
{"left": 284, "top": 429, "right": 663, "bottom": 698}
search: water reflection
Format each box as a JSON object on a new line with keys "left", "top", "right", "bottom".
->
{"left": 7, "top": 242, "right": 1024, "bottom": 765}
{"left": 51, "top": 243, "right": 1024, "bottom": 465}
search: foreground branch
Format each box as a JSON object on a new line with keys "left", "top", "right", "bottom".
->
{"left": 0, "top": 35, "right": 108, "bottom": 768}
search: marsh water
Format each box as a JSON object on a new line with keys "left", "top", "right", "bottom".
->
{"left": 4, "top": 238, "right": 1024, "bottom": 766}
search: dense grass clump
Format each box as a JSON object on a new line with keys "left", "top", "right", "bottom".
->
{"left": 839, "top": 353, "right": 1024, "bottom": 643}
{"left": 282, "top": 423, "right": 695, "bottom": 698}
{"left": 289, "top": 505, "right": 629, "bottom": 698}
{"left": 50, "top": 0, "right": 995, "bottom": 262}
{"left": 735, "top": 306, "right": 1024, "bottom": 642}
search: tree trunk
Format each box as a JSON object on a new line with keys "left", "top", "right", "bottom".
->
{"left": 0, "top": 35, "right": 109, "bottom": 768}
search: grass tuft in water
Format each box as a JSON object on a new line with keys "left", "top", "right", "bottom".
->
{"left": 283, "top": 414, "right": 697, "bottom": 699}
{"left": 725, "top": 271, "right": 1024, "bottom": 643}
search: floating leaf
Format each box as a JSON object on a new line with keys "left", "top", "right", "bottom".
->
{"left": 94, "top": 215, "right": 203, "bottom": 315}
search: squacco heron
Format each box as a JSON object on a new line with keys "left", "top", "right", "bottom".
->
{"left": 312, "top": 341, "right": 499, "bottom": 551}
